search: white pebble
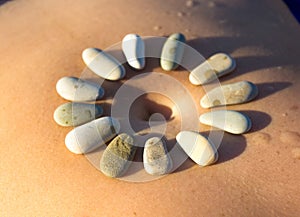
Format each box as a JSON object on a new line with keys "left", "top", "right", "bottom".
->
{"left": 200, "top": 81, "right": 258, "bottom": 108}
{"left": 82, "top": 48, "right": 125, "bottom": 81}
{"left": 160, "top": 33, "right": 186, "bottom": 71}
{"left": 176, "top": 131, "right": 218, "bottom": 166}
{"left": 189, "top": 53, "right": 236, "bottom": 85}
{"left": 65, "top": 117, "right": 120, "bottom": 154}
{"left": 56, "top": 76, "right": 104, "bottom": 102}
{"left": 143, "top": 137, "right": 173, "bottom": 175}
{"left": 200, "top": 110, "right": 252, "bottom": 134}
{"left": 122, "top": 34, "right": 145, "bottom": 70}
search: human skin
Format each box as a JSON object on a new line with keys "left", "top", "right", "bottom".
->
{"left": 0, "top": 0, "right": 299, "bottom": 216}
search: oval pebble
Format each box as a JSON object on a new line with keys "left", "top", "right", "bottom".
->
{"left": 189, "top": 53, "right": 236, "bottom": 85}
{"left": 176, "top": 131, "right": 218, "bottom": 166}
{"left": 82, "top": 48, "right": 126, "bottom": 81}
{"left": 100, "top": 133, "right": 137, "bottom": 178}
{"left": 200, "top": 81, "right": 258, "bottom": 108}
{"left": 160, "top": 33, "right": 186, "bottom": 71}
{"left": 56, "top": 76, "right": 104, "bottom": 102}
{"left": 199, "top": 110, "right": 252, "bottom": 134}
{"left": 53, "top": 102, "right": 103, "bottom": 127}
{"left": 143, "top": 137, "right": 173, "bottom": 175}
{"left": 122, "top": 34, "right": 145, "bottom": 70}
{"left": 65, "top": 117, "right": 120, "bottom": 154}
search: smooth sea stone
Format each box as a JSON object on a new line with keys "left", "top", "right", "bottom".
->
{"left": 176, "top": 131, "right": 218, "bottom": 166}
{"left": 200, "top": 81, "right": 258, "bottom": 108}
{"left": 53, "top": 102, "right": 103, "bottom": 127}
{"left": 122, "top": 34, "right": 145, "bottom": 70}
{"left": 143, "top": 137, "right": 173, "bottom": 175}
{"left": 82, "top": 48, "right": 126, "bottom": 81}
{"left": 199, "top": 110, "right": 252, "bottom": 134}
{"left": 56, "top": 76, "right": 104, "bottom": 102}
{"left": 160, "top": 33, "right": 186, "bottom": 71}
{"left": 65, "top": 117, "right": 120, "bottom": 154}
{"left": 100, "top": 133, "right": 137, "bottom": 178}
{"left": 189, "top": 53, "right": 236, "bottom": 85}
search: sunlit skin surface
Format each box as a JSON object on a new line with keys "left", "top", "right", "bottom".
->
{"left": 0, "top": 0, "right": 299, "bottom": 216}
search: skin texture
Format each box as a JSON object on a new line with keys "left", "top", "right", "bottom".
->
{"left": 0, "top": 0, "right": 300, "bottom": 216}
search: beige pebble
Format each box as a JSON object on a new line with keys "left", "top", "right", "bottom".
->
{"left": 143, "top": 137, "right": 173, "bottom": 175}
{"left": 56, "top": 76, "right": 104, "bottom": 102}
{"left": 176, "top": 131, "right": 218, "bottom": 166}
{"left": 199, "top": 110, "right": 252, "bottom": 134}
{"left": 200, "top": 81, "right": 258, "bottom": 108}
{"left": 122, "top": 34, "right": 145, "bottom": 70}
{"left": 100, "top": 133, "right": 137, "bottom": 177}
{"left": 189, "top": 53, "right": 236, "bottom": 85}
{"left": 160, "top": 33, "right": 186, "bottom": 71}
{"left": 82, "top": 48, "right": 125, "bottom": 81}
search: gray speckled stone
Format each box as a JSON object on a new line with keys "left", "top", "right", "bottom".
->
{"left": 189, "top": 53, "right": 236, "bottom": 85}
{"left": 65, "top": 117, "right": 120, "bottom": 154}
{"left": 82, "top": 48, "right": 125, "bottom": 81}
{"left": 53, "top": 102, "right": 103, "bottom": 127}
{"left": 100, "top": 133, "right": 137, "bottom": 178}
{"left": 200, "top": 81, "right": 258, "bottom": 108}
{"left": 56, "top": 76, "right": 104, "bottom": 102}
{"left": 200, "top": 110, "right": 252, "bottom": 134}
{"left": 160, "top": 33, "right": 186, "bottom": 71}
{"left": 143, "top": 137, "right": 172, "bottom": 175}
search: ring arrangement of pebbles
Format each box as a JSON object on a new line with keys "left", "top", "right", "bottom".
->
{"left": 54, "top": 33, "right": 258, "bottom": 178}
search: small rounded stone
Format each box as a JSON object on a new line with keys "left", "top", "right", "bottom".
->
{"left": 176, "top": 131, "right": 218, "bottom": 166}
{"left": 199, "top": 110, "right": 252, "bottom": 134}
{"left": 189, "top": 53, "right": 236, "bottom": 85}
{"left": 200, "top": 81, "right": 258, "bottom": 108}
{"left": 143, "top": 137, "right": 173, "bottom": 175}
{"left": 122, "top": 34, "right": 145, "bottom": 70}
{"left": 56, "top": 76, "right": 104, "bottom": 102}
{"left": 65, "top": 117, "right": 120, "bottom": 154}
{"left": 53, "top": 102, "right": 103, "bottom": 127}
{"left": 160, "top": 33, "right": 186, "bottom": 71}
{"left": 100, "top": 133, "right": 137, "bottom": 178}
{"left": 82, "top": 48, "right": 125, "bottom": 81}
